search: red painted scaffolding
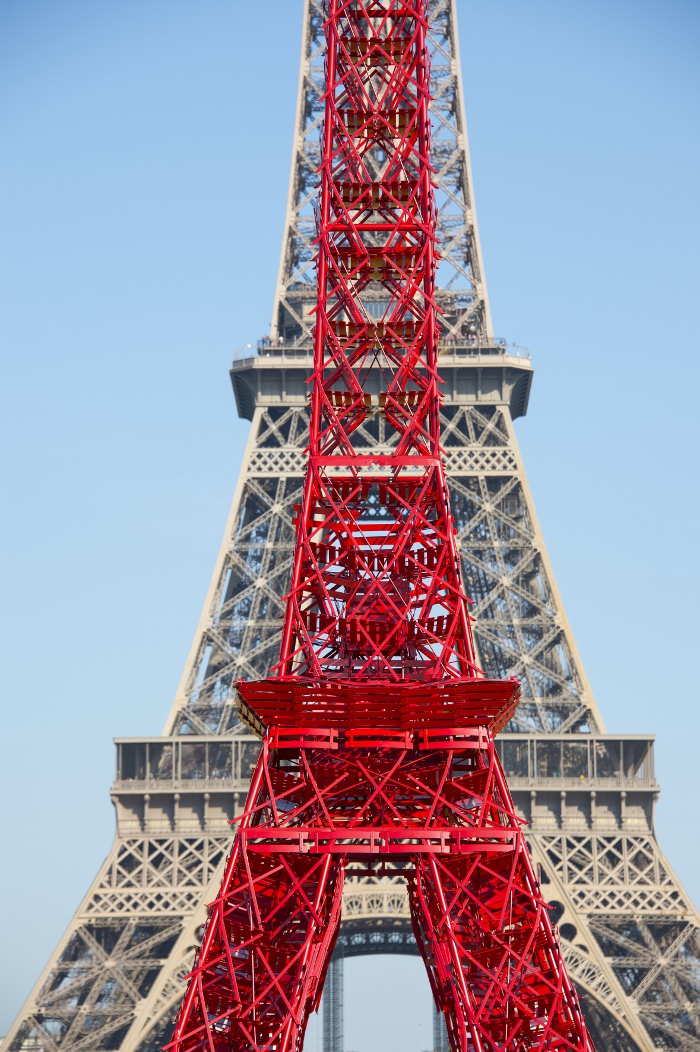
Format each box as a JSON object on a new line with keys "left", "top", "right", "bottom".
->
{"left": 168, "top": 3, "right": 596, "bottom": 1050}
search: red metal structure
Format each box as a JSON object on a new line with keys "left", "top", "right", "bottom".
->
{"left": 169, "top": 3, "right": 596, "bottom": 1050}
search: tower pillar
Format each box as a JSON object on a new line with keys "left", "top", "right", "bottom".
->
{"left": 322, "top": 954, "right": 344, "bottom": 1052}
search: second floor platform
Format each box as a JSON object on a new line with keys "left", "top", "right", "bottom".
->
{"left": 230, "top": 341, "right": 533, "bottom": 422}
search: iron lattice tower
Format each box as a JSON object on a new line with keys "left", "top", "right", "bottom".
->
{"left": 4, "top": 3, "right": 699, "bottom": 1052}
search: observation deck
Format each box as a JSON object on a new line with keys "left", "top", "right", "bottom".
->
{"left": 230, "top": 338, "right": 533, "bottom": 422}
{"left": 110, "top": 733, "right": 658, "bottom": 839}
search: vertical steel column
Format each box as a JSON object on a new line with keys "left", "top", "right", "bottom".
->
{"left": 433, "top": 1003, "right": 448, "bottom": 1052}
{"left": 322, "top": 954, "right": 344, "bottom": 1052}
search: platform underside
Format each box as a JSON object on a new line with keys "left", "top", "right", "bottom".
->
{"left": 235, "top": 676, "right": 520, "bottom": 738}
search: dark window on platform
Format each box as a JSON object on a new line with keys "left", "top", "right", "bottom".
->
{"left": 536, "top": 741, "right": 561, "bottom": 778}
{"left": 502, "top": 740, "right": 529, "bottom": 778}
{"left": 148, "top": 743, "right": 173, "bottom": 781}
{"left": 180, "top": 743, "right": 207, "bottom": 780}
{"left": 594, "top": 741, "right": 621, "bottom": 778}
{"left": 239, "top": 741, "right": 260, "bottom": 779}
{"left": 210, "top": 744, "right": 233, "bottom": 779}
{"left": 562, "top": 742, "right": 589, "bottom": 778}
{"left": 120, "top": 743, "right": 146, "bottom": 781}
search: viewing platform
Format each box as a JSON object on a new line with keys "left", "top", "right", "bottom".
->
{"left": 230, "top": 338, "right": 533, "bottom": 422}
{"left": 109, "top": 731, "right": 659, "bottom": 838}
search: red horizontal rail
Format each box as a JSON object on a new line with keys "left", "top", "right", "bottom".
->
{"left": 240, "top": 826, "right": 519, "bottom": 857}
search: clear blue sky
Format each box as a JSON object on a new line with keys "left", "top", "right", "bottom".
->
{"left": 1, "top": 0, "right": 699, "bottom": 1046}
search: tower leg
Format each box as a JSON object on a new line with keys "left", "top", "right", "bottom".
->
{"left": 322, "top": 953, "right": 344, "bottom": 1052}
{"left": 168, "top": 754, "right": 344, "bottom": 1052}
{"left": 409, "top": 849, "right": 592, "bottom": 1052}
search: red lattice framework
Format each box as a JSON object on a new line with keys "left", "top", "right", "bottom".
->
{"left": 168, "top": 3, "right": 596, "bottom": 1050}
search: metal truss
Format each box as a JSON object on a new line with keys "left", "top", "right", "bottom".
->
{"left": 9, "top": 394, "right": 698, "bottom": 1052}
{"left": 535, "top": 835, "right": 700, "bottom": 1048}
{"left": 169, "top": 2, "right": 592, "bottom": 1048}
{"left": 4, "top": 2, "right": 699, "bottom": 1052}
{"left": 272, "top": 0, "right": 491, "bottom": 351}
{"left": 4, "top": 829, "right": 231, "bottom": 1052}
{"left": 170, "top": 731, "right": 590, "bottom": 1052}
{"left": 164, "top": 399, "right": 600, "bottom": 742}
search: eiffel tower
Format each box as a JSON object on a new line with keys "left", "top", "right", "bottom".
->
{"left": 4, "top": 2, "right": 699, "bottom": 1052}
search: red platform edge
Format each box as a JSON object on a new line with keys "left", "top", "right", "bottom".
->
{"left": 235, "top": 675, "right": 520, "bottom": 738}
